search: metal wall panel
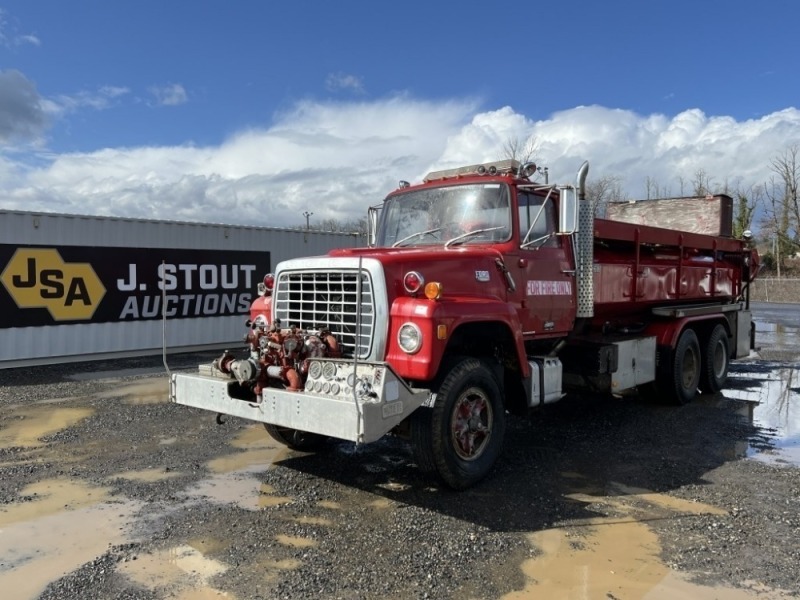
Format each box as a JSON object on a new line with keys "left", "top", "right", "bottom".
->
{"left": 0, "top": 210, "right": 358, "bottom": 260}
{"left": 0, "top": 210, "right": 361, "bottom": 367}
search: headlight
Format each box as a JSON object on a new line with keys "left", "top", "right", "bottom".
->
{"left": 397, "top": 322, "right": 422, "bottom": 354}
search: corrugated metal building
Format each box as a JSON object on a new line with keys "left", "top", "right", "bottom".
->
{"left": 0, "top": 210, "right": 360, "bottom": 367}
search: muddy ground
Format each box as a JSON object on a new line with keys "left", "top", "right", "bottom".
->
{"left": 1, "top": 303, "right": 799, "bottom": 600}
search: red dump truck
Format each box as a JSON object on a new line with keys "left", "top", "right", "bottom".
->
{"left": 171, "top": 159, "right": 759, "bottom": 488}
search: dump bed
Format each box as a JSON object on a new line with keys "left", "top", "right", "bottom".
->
{"left": 590, "top": 217, "right": 750, "bottom": 318}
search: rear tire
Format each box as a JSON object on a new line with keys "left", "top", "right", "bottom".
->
{"left": 668, "top": 328, "right": 702, "bottom": 405}
{"left": 264, "top": 424, "right": 327, "bottom": 451}
{"left": 700, "top": 324, "right": 729, "bottom": 394}
{"left": 645, "top": 328, "right": 702, "bottom": 405}
{"left": 429, "top": 358, "right": 506, "bottom": 489}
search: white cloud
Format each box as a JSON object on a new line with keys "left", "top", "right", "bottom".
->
{"left": 0, "top": 67, "right": 130, "bottom": 143}
{"left": 531, "top": 105, "right": 800, "bottom": 197}
{"left": 325, "top": 72, "right": 365, "bottom": 94}
{"left": 42, "top": 85, "right": 131, "bottom": 117}
{"left": 148, "top": 83, "right": 188, "bottom": 106}
{"left": 2, "top": 98, "right": 800, "bottom": 232}
{"left": 0, "top": 9, "right": 40, "bottom": 48}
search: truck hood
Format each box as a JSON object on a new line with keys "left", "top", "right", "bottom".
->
{"left": 327, "top": 246, "right": 511, "bottom": 301}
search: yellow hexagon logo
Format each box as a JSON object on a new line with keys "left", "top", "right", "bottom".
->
{"left": 0, "top": 248, "right": 106, "bottom": 321}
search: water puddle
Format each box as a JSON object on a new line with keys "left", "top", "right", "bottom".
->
{"left": 291, "top": 516, "right": 334, "bottom": 526}
{"left": 0, "top": 407, "right": 93, "bottom": 449}
{"left": 206, "top": 424, "right": 286, "bottom": 474}
{"left": 504, "top": 476, "right": 779, "bottom": 599}
{"left": 0, "top": 478, "right": 112, "bottom": 526}
{"left": 118, "top": 544, "right": 232, "bottom": 599}
{"left": 186, "top": 467, "right": 293, "bottom": 510}
{"left": 726, "top": 364, "right": 800, "bottom": 466}
{"left": 125, "top": 532, "right": 313, "bottom": 593}
{"left": 94, "top": 378, "right": 168, "bottom": 404}
{"left": 111, "top": 467, "right": 183, "bottom": 482}
{"left": 275, "top": 534, "right": 316, "bottom": 548}
{"left": 753, "top": 319, "right": 800, "bottom": 359}
{"left": 185, "top": 425, "right": 292, "bottom": 510}
{"left": 0, "top": 478, "right": 140, "bottom": 600}
{"left": 367, "top": 497, "right": 394, "bottom": 509}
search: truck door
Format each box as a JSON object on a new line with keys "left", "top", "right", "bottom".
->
{"left": 514, "top": 190, "right": 576, "bottom": 336}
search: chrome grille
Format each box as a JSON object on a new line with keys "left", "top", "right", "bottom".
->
{"left": 274, "top": 270, "right": 375, "bottom": 358}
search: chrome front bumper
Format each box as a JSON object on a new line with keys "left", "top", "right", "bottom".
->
{"left": 170, "top": 361, "right": 428, "bottom": 444}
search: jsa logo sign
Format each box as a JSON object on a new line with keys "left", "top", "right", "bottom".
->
{"left": 0, "top": 248, "right": 106, "bottom": 320}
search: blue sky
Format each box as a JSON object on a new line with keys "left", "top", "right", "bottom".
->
{"left": 1, "top": 1, "right": 799, "bottom": 230}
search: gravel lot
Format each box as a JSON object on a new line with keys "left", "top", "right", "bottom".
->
{"left": 1, "top": 306, "right": 799, "bottom": 599}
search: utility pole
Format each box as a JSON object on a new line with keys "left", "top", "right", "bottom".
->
{"left": 303, "top": 211, "right": 313, "bottom": 243}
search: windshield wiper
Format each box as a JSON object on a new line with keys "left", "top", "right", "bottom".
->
{"left": 392, "top": 227, "right": 442, "bottom": 248}
{"left": 444, "top": 226, "right": 504, "bottom": 248}
{"left": 520, "top": 232, "right": 554, "bottom": 249}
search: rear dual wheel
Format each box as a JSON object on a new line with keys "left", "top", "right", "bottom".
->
{"left": 647, "top": 328, "right": 701, "bottom": 405}
{"left": 699, "top": 324, "right": 730, "bottom": 394}
{"left": 649, "top": 324, "right": 730, "bottom": 404}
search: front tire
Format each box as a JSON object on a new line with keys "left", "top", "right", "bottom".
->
{"left": 264, "top": 424, "right": 327, "bottom": 451}
{"left": 429, "top": 358, "right": 506, "bottom": 489}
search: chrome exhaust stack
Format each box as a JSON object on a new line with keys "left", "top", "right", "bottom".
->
{"left": 575, "top": 161, "right": 593, "bottom": 319}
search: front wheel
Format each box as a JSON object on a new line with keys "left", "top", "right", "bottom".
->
{"left": 264, "top": 424, "right": 327, "bottom": 451}
{"left": 428, "top": 358, "right": 506, "bottom": 489}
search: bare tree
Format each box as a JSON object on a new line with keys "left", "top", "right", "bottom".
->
{"left": 762, "top": 177, "right": 791, "bottom": 277}
{"left": 731, "top": 184, "right": 761, "bottom": 239}
{"left": 692, "top": 168, "right": 714, "bottom": 196}
{"left": 308, "top": 217, "right": 367, "bottom": 237}
{"left": 644, "top": 176, "right": 661, "bottom": 200}
{"left": 771, "top": 145, "right": 800, "bottom": 250}
{"left": 587, "top": 174, "right": 627, "bottom": 218}
{"left": 677, "top": 175, "right": 687, "bottom": 196}
{"left": 501, "top": 136, "right": 539, "bottom": 164}
{"left": 759, "top": 146, "right": 800, "bottom": 275}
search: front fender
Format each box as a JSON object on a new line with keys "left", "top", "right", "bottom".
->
{"left": 386, "top": 296, "right": 529, "bottom": 381}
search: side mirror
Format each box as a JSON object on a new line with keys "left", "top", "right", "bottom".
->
{"left": 559, "top": 161, "right": 589, "bottom": 235}
{"left": 559, "top": 186, "right": 578, "bottom": 234}
{"left": 368, "top": 205, "right": 380, "bottom": 247}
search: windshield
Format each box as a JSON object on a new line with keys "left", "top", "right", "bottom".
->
{"left": 376, "top": 183, "right": 511, "bottom": 247}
